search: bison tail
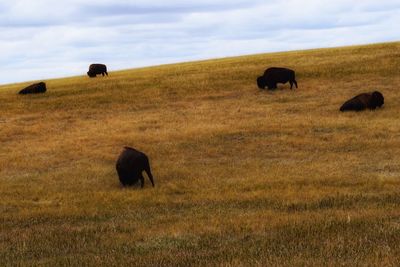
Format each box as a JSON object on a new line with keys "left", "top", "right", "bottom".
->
{"left": 144, "top": 157, "right": 155, "bottom": 187}
{"left": 340, "top": 101, "right": 352, "bottom": 111}
{"left": 340, "top": 102, "right": 355, "bottom": 112}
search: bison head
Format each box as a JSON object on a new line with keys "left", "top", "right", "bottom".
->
{"left": 87, "top": 71, "right": 96, "bottom": 78}
{"left": 257, "top": 76, "right": 266, "bottom": 89}
{"left": 371, "top": 91, "right": 384, "bottom": 108}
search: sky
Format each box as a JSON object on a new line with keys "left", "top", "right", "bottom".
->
{"left": 0, "top": 0, "right": 399, "bottom": 84}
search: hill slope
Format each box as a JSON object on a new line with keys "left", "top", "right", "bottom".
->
{"left": 1, "top": 42, "right": 400, "bottom": 266}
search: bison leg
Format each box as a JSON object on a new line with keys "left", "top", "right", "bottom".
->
{"left": 105, "top": 71, "right": 108, "bottom": 76}
{"left": 289, "top": 80, "right": 298, "bottom": 89}
{"left": 102, "top": 72, "right": 105, "bottom": 76}
{"left": 139, "top": 173, "right": 145, "bottom": 188}
{"left": 266, "top": 82, "right": 274, "bottom": 90}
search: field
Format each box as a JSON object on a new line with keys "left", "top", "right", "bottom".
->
{"left": 1, "top": 42, "right": 400, "bottom": 266}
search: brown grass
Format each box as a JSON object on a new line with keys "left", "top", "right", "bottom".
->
{"left": 1, "top": 42, "right": 400, "bottom": 266}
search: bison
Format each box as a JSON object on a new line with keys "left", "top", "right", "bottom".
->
{"left": 18, "top": 82, "right": 46, "bottom": 95}
{"left": 116, "top": 147, "right": 155, "bottom": 188}
{"left": 257, "top": 67, "right": 298, "bottom": 90}
{"left": 87, "top": 63, "right": 108, "bottom": 77}
{"left": 340, "top": 91, "right": 384, "bottom": 112}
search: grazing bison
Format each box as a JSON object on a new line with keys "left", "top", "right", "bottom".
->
{"left": 87, "top": 63, "right": 108, "bottom": 77}
{"left": 257, "top": 67, "right": 298, "bottom": 90}
{"left": 116, "top": 147, "right": 155, "bottom": 188}
{"left": 340, "top": 91, "right": 384, "bottom": 112}
{"left": 18, "top": 82, "right": 47, "bottom": 95}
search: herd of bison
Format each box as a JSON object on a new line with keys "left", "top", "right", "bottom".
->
{"left": 14, "top": 64, "right": 385, "bottom": 188}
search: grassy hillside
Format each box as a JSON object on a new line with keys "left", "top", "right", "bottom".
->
{"left": 1, "top": 42, "right": 400, "bottom": 266}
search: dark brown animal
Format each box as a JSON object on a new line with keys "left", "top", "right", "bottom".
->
{"left": 340, "top": 91, "right": 384, "bottom": 112}
{"left": 18, "top": 82, "right": 46, "bottom": 94}
{"left": 116, "top": 147, "right": 155, "bottom": 188}
{"left": 257, "top": 67, "right": 298, "bottom": 90}
{"left": 87, "top": 63, "right": 108, "bottom": 77}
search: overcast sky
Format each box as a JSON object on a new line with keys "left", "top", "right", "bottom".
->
{"left": 0, "top": 0, "right": 399, "bottom": 84}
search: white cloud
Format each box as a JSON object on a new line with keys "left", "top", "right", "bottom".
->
{"left": 0, "top": 0, "right": 399, "bottom": 84}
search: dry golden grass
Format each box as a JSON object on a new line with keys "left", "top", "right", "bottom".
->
{"left": 1, "top": 42, "right": 400, "bottom": 266}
